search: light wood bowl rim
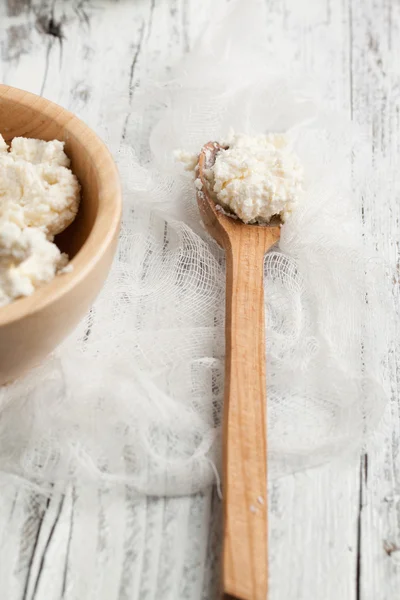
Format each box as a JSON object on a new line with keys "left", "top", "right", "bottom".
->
{"left": 0, "top": 84, "right": 122, "bottom": 327}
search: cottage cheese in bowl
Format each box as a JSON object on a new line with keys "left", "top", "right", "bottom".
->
{"left": 0, "top": 134, "right": 80, "bottom": 307}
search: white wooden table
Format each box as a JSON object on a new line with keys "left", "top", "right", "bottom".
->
{"left": 1, "top": 1, "right": 400, "bottom": 599}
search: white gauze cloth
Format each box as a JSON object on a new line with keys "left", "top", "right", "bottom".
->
{"left": 0, "top": 0, "right": 392, "bottom": 495}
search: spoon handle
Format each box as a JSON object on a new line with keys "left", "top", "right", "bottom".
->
{"left": 222, "top": 226, "right": 278, "bottom": 600}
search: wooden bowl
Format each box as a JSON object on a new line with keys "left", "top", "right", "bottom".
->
{"left": 0, "top": 85, "right": 122, "bottom": 385}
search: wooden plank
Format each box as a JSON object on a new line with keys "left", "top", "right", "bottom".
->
{"left": 269, "top": 460, "right": 360, "bottom": 600}
{"left": 350, "top": 0, "right": 400, "bottom": 598}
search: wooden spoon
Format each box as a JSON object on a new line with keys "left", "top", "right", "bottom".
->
{"left": 197, "top": 142, "right": 280, "bottom": 600}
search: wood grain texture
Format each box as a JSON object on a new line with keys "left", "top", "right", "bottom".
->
{"left": 350, "top": 2, "right": 400, "bottom": 598}
{"left": 223, "top": 227, "right": 279, "bottom": 600}
{"left": 0, "top": 1, "right": 399, "bottom": 599}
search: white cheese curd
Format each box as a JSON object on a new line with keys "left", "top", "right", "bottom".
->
{"left": 0, "top": 155, "right": 23, "bottom": 205}
{"left": 174, "top": 149, "right": 199, "bottom": 172}
{"left": 0, "top": 133, "right": 80, "bottom": 306}
{"left": 211, "top": 132, "right": 303, "bottom": 224}
{"left": 0, "top": 219, "right": 68, "bottom": 307}
{"left": 0, "top": 135, "right": 8, "bottom": 153}
{"left": 9, "top": 137, "right": 70, "bottom": 167}
{"left": 12, "top": 161, "right": 80, "bottom": 237}
{"left": 0, "top": 135, "right": 80, "bottom": 237}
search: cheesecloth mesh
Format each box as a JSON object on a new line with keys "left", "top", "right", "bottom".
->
{"left": 0, "top": 0, "right": 392, "bottom": 495}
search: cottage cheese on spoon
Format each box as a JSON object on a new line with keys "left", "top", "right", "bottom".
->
{"left": 0, "top": 134, "right": 80, "bottom": 306}
{"left": 209, "top": 132, "right": 303, "bottom": 224}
